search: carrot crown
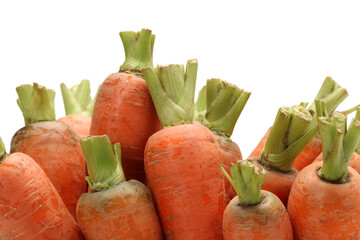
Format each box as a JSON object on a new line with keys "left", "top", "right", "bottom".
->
{"left": 80, "top": 135, "right": 126, "bottom": 191}
{"left": 194, "top": 79, "right": 251, "bottom": 137}
{"left": 0, "top": 137, "right": 5, "bottom": 160}
{"left": 119, "top": 28, "right": 155, "bottom": 75}
{"left": 317, "top": 103, "right": 360, "bottom": 183}
{"left": 142, "top": 59, "right": 198, "bottom": 127}
{"left": 16, "top": 83, "right": 56, "bottom": 125}
{"left": 221, "top": 160, "right": 266, "bottom": 206}
{"left": 60, "top": 79, "right": 98, "bottom": 116}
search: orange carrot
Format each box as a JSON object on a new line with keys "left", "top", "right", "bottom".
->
{"left": 58, "top": 79, "right": 98, "bottom": 139}
{"left": 0, "top": 138, "right": 84, "bottom": 240}
{"left": 90, "top": 29, "right": 161, "bottom": 184}
{"left": 10, "top": 83, "right": 87, "bottom": 219}
{"left": 221, "top": 160, "right": 293, "bottom": 240}
{"left": 194, "top": 79, "right": 250, "bottom": 201}
{"left": 76, "top": 135, "right": 163, "bottom": 240}
{"left": 142, "top": 60, "right": 227, "bottom": 239}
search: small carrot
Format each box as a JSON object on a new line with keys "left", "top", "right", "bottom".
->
{"left": 76, "top": 135, "right": 163, "bottom": 240}
{"left": 10, "top": 83, "right": 87, "bottom": 219}
{"left": 90, "top": 29, "right": 161, "bottom": 184}
{"left": 0, "top": 137, "right": 84, "bottom": 240}
{"left": 195, "top": 79, "right": 250, "bottom": 200}
{"left": 58, "top": 79, "right": 98, "bottom": 139}
{"left": 288, "top": 103, "right": 360, "bottom": 239}
{"left": 249, "top": 77, "right": 348, "bottom": 171}
{"left": 142, "top": 60, "right": 227, "bottom": 239}
{"left": 221, "top": 160, "right": 293, "bottom": 240}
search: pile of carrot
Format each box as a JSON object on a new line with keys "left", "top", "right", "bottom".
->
{"left": 1, "top": 28, "right": 360, "bottom": 240}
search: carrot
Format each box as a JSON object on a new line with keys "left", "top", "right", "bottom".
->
{"left": 249, "top": 77, "right": 348, "bottom": 172}
{"left": 288, "top": 105, "right": 360, "bottom": 239}
{"left": 142, "top": 60, "right": 227, "bottom": 239}
{"left": 0, "top": 137, "right": 84, "bottom": 239}
{"left": 76, "top": 135, "right": 163, "bottom": 240}
{"left": 195, "top": 79, "right": 250, "bottom": 200}
{"left": 10, "top": 83, "right": 87, "bottom": 219}
{"left": 90, "top": 29, "right": 161, "bottom": 184}
{"left": 221, "top": 160, "right": 293, "bottom": 240}
{"left": 58, "top": 79, "right": 98, "bottom": 139}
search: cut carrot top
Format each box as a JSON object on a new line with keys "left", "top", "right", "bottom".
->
{"left": 317, "top": 104, "right": 360, "bottom": 183}
{"left": 0, "top": 137, "right": 5, "bottom": 160}
{"left": 119, "top": 29, "right": 155, "bottom": 74}
{"left": 194, "top": 79, "right": 251, "bottom": 137}
{"left": 16, "top": 83, "right": 56, "bottom": 125}
{"left": 142, "top": 59, "right": 198, "bottom": 127}
{"left": 60, "top": 79, "right": 98, "bottom": 116}
{"left": 221, "top": 160, "right": 266, "bottom": 206}
{"left": 80, "top": 135, "right": 126, "bottom": 191}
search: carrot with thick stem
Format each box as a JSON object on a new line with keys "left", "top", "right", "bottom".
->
{"left": 76, "top": 135, "right": 163, "bottom": 240}
{"left": 0, "top": 137, "right": 84, "bottom": 239}
{"left": 142, "top": 60, "right": 227, "bottom": 239}
{"left": 58, "top": 79, "right": 98, "bottom": 139}
{"left": 249, "top": 77, "right": 348, "bottom": 171}
{"left": 10, "top": 83, "right": 87, "bottom": 219}
{"left": 90, "top": 29, "right": 161, "bottom": 184}
{"left": 288, "top": 103, "right": 360, "bottom": 239}
{"left": 221, "top": 160, "right": 293, "bottom": 240}
{"left": 195, "top": 79, "right": 250, "bottom": 199}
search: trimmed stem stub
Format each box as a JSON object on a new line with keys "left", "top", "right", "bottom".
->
{"left": 221, "top": 159, "right": 266, "bottom": 206}
{"left": 16, "top": 83, "right": 56, "bottom": 125}
{"left": 142, "top": 59, "right": 198, "bottom": 127}
{"left": 0, "top": 137, "right": 5, "bottom": 160}
{"left": 261, "top": 105, "right": 317, "bottom": 172}
{"left": 60, "top": 79, "right": 98, "bottom": 116}
{"left": 195, "top": 79, "right": 250, "bottom": 137}
{"left": 119, "top": 29, "right": 155, "bottom": 74}
{"left": 80, "top": 135, "right": 126, "bottom": 191}
{"left": 318, "top": 108, "right": 360, "bottom": 183}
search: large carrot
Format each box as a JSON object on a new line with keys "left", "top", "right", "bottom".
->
{"left": 58, "top": 79, "right": 98, "bottom": 139}
{"left": 10, "top": 83, "right": 87, "bottom": 219}
{"left": 195, "top": 79, "right": 250, "bottom": 200}
{"left": 249, "top": 77, "right": 348, "bottom": 171}
{"left": 76, "top": 135, "right": 163, "bottom": 240}
{"left": 142, "top": 60, "right": 227, "bottom": 239}
{"left": 90, "top": 29, "right": 161, "bottom": 184}
{"left": 221, "top": 160, "right": 293, "bottom": 240}
{"left": 288, "top": 104, "right": 360, "bottom": 239}
{"left": 0, "top": 137, "right": 84, "bottom": 239}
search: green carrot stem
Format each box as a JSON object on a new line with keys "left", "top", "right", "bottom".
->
{"left": 194, "top": 86, "right": 207, "bottom": 124}
{"left": 142, "top": 59, "right": 198, "bottom": 127}
{"left": 340, "top": 104, "right": 360, "bottom": 116}
{"left": 0, "top": 137, "right": 5, "bottom": 160}
{"left": 16, "top": 83, "right": 56, "bottom": 125}
{"left": 262, "top": 105, "right": 316, "bottom": 172}
{"left": 119, "top": 29, "right": 155, "bottom": 74}
{"left": 80, "top": 135, "right": 126, "bottom": 191}
{"left": 318, "top": 107, "right": 360, "bottom": 183}
{"left": 221, "top": 160, "right": 266, "bottom": 206}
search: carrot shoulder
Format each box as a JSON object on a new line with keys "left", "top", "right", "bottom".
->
{"left": 142, "top": 60, "right": 227, "bottom": 239}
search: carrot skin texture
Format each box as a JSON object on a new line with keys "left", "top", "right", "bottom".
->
{"left": 288, "top": 161, "right": 360, "bottom": 239}
{"left": 223, "top": 191, "right": 293, "bottom": 240}
{"left": 145, "top": 123, "right": 227, "bottom": 240}
{"left": 90, "top": 72, "right": 161, "bottom": 184}
{"left": 0, "top": 153, "right": 84, "bottom": 240}
{"left": 10, "top": 121, "right": 88, "bottom": 219}
{"left": 314, "top": 152, "right": 360, "bottom": 174}
{"left": 76, "top": 180, "right": 163, "bottom": 240}
{"left": 58, "top": 114, "right": 91, "bottom": 139}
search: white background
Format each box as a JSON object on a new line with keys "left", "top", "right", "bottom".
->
{"left": 0, "top": 1, "right": 359, "bottom": 158}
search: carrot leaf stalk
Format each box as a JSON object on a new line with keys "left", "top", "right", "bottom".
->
{"left": 221, "top": 160, "right": 266, "bottom": 206}
{"left": 194, "top": 79, "right": 251, "bottom": 137}
{"left": 60, "top": 79, "right": 98, "bottom": 116}
{"left": 194, "top": 86, "right": 207, "bottom": 123}
{"left": 80, "top": 135, "right": 126, "bottom": 191}
{"left": 261, "top": 105, "right": 318, "bottom": 172}
{"left": 142, "top": 59, "right": 198, "bottom": 127}
{"left": 119, "top": 28, "right": 155, "bottom": 74}
{"left": 0, "top": 137, "right": 5, "bottom": 160}
{"left": 16, "top": 83, "right": 56, "bottom": 126}
{"left": 318, "top": 107, "right": 360, "bottom": 183}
